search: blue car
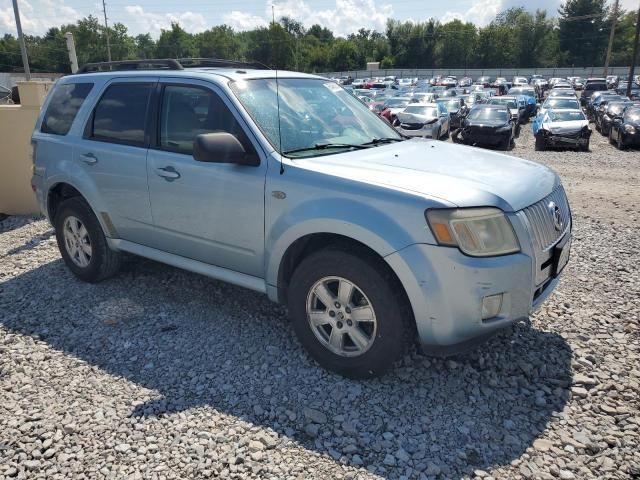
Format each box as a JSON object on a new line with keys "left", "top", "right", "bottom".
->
{"left": 508, "top": 87, "right": 538, "bottom": 117}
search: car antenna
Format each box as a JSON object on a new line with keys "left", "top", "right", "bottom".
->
{"left": 276, "top": 65, "right": 285, "bottom": 175}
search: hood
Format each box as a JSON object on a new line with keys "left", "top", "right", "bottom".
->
{"left": 293, "top": 139, "right": 558, "bottom": 212}
{"left": 545, "top": 120, "right": 589, "bottom": 133}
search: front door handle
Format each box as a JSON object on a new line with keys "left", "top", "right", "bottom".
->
{"left": 80, "top": 152, "right": 98, "bottom": 165}
{"left": 156, "top": 166, "right": 181, "bottom": 181}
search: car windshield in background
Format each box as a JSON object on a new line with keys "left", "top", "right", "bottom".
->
{"left": 403, "top": 106, "right": 437, "bottom": 117}
{"left": 489, "top": 99, "right": 517, "bottom": 109}
{"left": 548, "top": 111, "right": 585, "bottom": 122}
{"left": 443, "top": 100, "right": 460, "bottom": 111}
{"left": 544, "top": 99, "right": 579, "bottom": 109}
{"left": 625, "top": 108, "right": 640, "bottom": 121}
{"left": 468, "top": 108, "right": 508, "bottom": 121}
{"left": 385, "top": 98, "right": 410, "bottom": 107}
{"left": 230, "top": 78, "right": 400, "bottom": 158}
{"left": 510, "top": 88, "right": 535, "bottom": 97}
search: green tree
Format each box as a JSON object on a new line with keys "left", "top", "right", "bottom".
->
{"left": 135, "top": 34, "right": 156, "bottom": 59}
{"left": 328, "top": 38, "right": 364, "bottom": 71}
{"left": 156, "top": 23, "right": 197, "bottom": 58}
{"left": 195, "top": 26, "right": 243, "bottom": 59}
{"left": 558, "top": 0, "right": 609, "bottom": 66}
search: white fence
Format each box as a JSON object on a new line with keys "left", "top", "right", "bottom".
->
{"left": 320, "top": 66, "right": 632, "bottom": 79}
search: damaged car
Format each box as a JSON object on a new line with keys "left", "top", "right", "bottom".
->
{"left": 454, "top": 104, "right": 515, "bottom": 150}
{"left": 533, "top": 109, "right": 591, "bottom": 152}
{"left": 394, "top": 103, "right": 450, "bottom": 139}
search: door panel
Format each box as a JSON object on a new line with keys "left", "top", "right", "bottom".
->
{"left": 145, "top": 81, "right": 266, "bottom": 277}
{"left": 74, "top": 79, "right": 156, "bottom": 243}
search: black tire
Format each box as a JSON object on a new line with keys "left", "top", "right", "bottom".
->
{"left": 535, "top": 135, "right": 545, "bottom": 151}
{"left": 442, "top": 126, "right": 450, "bottom": 139}
{"left": 617, "top": 134, "right": 625, "bottom": 151}
{"left": 608, "top": 129, "right": 615, "bottom": 145}
{"left": 54, "top": 197, "right": 122, "bottom": 283}
{"left": 580, "top": 140, "right": 590, "bottom": 152}
{"left": 435, "top": 127, "right": 441, "bottom": 140}
{"left": 287, "top": 248, "right": 411, "bottom": 378}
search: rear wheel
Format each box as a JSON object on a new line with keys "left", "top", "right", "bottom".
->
{"left": 287, "top": 248, "right": 410, "bottom": 378}
{"left": 54, "top": 197, "right": 122, "bottom": 283}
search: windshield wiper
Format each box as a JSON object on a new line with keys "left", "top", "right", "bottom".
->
{"left": 283, "top": 143, "right": 370, "bottom": 155}
{"left": 362, "top": 137, "right": 405, "bottom": 145}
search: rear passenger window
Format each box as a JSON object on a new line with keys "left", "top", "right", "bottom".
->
{"left": 90, "top": 83, "right": 152, "bottom": 146}
{"left": 41, "top": 83, "right": 93, "bottom": 135}
{"left": 159, "top": 85, "right": 250, "bottom": 155}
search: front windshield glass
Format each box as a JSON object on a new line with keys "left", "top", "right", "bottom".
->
{"left": 443, "top": 100, "right": 460, "bottom": 111}
{"left": 547, "top": 111, "right": 585, "bottom": 122}
{"left": 385, "top": 98, "right": 410, "bottom": 107}
{"left": 230, "top": 78, "right": 400, "bottom": 157}
{"left": 403, "top": 106, "right": 437, "bottom": 117}
{"left": 544, "top": 99, "right": 580, "bottom": 109}
{"left": 467, "top": 108, "right": 508, "bottom": 121}
{"left": 624, "top": 108, "right": 640, "bottom": 121}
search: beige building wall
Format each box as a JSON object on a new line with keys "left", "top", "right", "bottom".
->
{"left": 0, "top": 81, "right": 52, "bottom": 216}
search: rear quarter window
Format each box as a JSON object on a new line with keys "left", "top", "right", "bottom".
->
{"left": 41, "top": 83, "right": 93, "bottom": 135}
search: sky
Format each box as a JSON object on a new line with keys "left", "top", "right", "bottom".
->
{"left": 0, "top": 0, "right": 637, "bottom": 38}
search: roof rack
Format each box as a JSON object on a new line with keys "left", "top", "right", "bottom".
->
{"left": 177, "top": 58, "right": 271, "bottom": 70}
{"left": 77, "top": 59, "right": 183, "bottom": 74}
{"left": 76, "top": 58, "right": 271, "bottom": 74}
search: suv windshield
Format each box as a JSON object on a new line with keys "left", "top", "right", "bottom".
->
{"left": 230, "top": 78, "right": 400, "bottom": 157}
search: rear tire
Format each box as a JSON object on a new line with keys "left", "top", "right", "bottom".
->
{"left": 54, "top": 197, "right": 122, "bottom": 283}
{"left": 287, "top": 248, "right": 410, "bottom": 378}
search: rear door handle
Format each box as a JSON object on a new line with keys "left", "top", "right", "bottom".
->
{"left": 80, "top": 152, "right": 98, "bottom": 165}
{"left": 156, "top": 166, "right": 181, "bottom": 181}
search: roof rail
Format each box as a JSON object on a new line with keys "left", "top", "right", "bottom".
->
{"left": 76, "top": 59, "right": 184, "bottom": 74}
{"left": 177, "top": 58, "right": 271, "bottom": 70}
{"left": 76, "top": 58, "right": 271, "bottom": 74}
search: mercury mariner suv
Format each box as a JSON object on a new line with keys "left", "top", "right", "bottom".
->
{"left": 31, "top": 59, "right": 572, "bottom": 378}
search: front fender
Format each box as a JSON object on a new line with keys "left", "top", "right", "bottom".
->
{"left": 265, "top": 197, "right": 426, "bottom": 288}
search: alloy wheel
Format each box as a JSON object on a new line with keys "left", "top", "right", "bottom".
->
{"left": 63, "top": 216, "right": 92, "bottom": 268}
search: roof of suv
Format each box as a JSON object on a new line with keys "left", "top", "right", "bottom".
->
{"left": 67, "top": 67, "right": 323, "bottom": 83}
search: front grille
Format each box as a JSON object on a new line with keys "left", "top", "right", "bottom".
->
{"left": 519, "top": 185, "right": 571, "bottom": 287}
{"left": 521, "top": 185, "right": 571, "bottom": 252}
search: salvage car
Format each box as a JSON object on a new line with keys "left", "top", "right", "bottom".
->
{"left": 454, "top": 104, "right": 515, "bottom": 149}
{"left": 394, "top": 103, "right": 450, "bottom": 139}
{"left": 380, "top": 97, "right": 412, "bottom": 124}
{"left": 597, "top": 100, "right": 633, "bottom": 136}
{"left": 507, "top": 87, "right": 538, "bottom": 117}
{"left": 32, "top": 60, "right": 573, "bottom": 378}
{"left": 581, "top": 78, "right": 609, "bottom": 107}
{"left": 593, "top": 96, "right": 629, "bottom": 130}
{"left": 609, "top": 105, "right": 640, "bottom": 149}
{"left": 533, "top": 109, "right": 591, "bottom": 151}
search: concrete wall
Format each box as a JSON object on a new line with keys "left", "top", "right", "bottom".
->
{"left": 321, "top": 66, "right": 633, "bottom": 79}
{"left": 0, "top": 81, "right": 52, "bottom": 216}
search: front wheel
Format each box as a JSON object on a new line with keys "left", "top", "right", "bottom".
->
{"left": 535, "top": 135, "right": 546, "bottom": 151}
{"left": 287, "top": 248, "right": 410, "bottom": 378}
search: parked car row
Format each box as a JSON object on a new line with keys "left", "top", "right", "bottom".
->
{"left": 346, "top": 73, "right": 640, "bottom": 153}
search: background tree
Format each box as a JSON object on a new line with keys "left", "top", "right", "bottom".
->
{"left": 558, "top": 0, "right": 609, "bottom": 67}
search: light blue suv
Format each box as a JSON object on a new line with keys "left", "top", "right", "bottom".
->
{"left": 31, "top": 59, "right": 572, "bottom": 378}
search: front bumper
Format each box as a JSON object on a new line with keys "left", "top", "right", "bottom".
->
{"left": 386, "top": 227, "right": 569, "bottom": 352}
{"left": 541, "top": 132, "right": 590, "bottom": 147}
{"left": 462, "top": 131, "right": 510, "bottom": 146}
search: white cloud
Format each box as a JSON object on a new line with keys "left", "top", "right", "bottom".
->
{"left": 124, "top": 5, "right": 207, "bottom": 37}
{"left": 0, "top": 0, "right": 83, "bottom": 35}
{"left": 224, "top": 0, "right": 393, "bottom": 36}
{"left": 441, "top": 0, "right": 563, "bottom": 26}
{"left": 222, "top": 11, "right": 268, "bottom": 31}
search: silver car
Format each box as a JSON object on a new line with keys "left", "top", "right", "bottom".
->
{"left": 31, "top": 62, "right": 571, "bottom": 378}
{"left": 394, "top": 103, "right": 450, "bottom": 139}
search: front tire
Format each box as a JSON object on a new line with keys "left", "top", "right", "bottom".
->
{"left": 535, "top": 135, "right": 546, "bottom": 151}
{"left": 54, "top": 197, "right": 122, "bottom": 283}
{"left": 287, "top": 248, "right": 410, "bottom": 378}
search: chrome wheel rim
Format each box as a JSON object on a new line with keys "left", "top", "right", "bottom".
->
{"left": 306, "top": 276, "right": 377, "bottom": 357}
{"left": 63, "top": 216, "right": 92, "bottom": 268}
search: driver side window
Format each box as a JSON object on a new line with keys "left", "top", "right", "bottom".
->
{"left": 159, "top": 85, "right": 251, "bottom": 155}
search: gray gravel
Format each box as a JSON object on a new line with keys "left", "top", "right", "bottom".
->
{"left": 1, "top": 125, "right": 639, "bottom": 479}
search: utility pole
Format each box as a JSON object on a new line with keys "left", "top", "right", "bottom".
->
{"left": 11, "top": 0, "right": 31, "bottom": 80}
{"left": 627, "top": 4, "right": 640, "bottom": 98}
{"left": 65, "top": 32, "right": 78, "bottom": 73}
{"left": 102, "top": 0, "right": 112, "bottom": 61}
{"left": 604, "top": 0, "right": 619, "bottom": 76}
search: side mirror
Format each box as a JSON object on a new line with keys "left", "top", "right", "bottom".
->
{"left": 193, "top": 132, "right": 257, "bottom": 166}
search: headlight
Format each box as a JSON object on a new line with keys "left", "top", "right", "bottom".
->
{"left": 425, "top": 208, "right": 521, "bottom": 257}
{"left": 625, "top": 125, "right": 636, "bottom": 133}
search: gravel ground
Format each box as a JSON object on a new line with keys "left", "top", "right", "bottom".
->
{"left": 1, "top": 125, "right": 639, "bottom": 480}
